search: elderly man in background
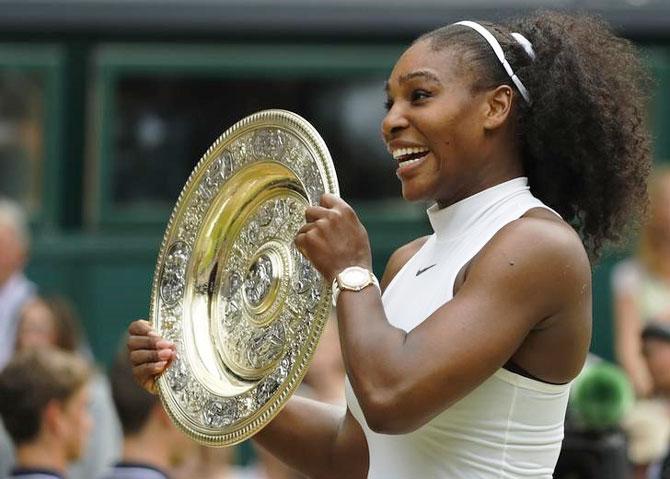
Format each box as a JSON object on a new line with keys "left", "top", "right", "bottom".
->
{"left": 0, "top": 198, "right": 36, "bottom": 368}
{"left": 0, "top": 198, "right": 37, "bottom": 477}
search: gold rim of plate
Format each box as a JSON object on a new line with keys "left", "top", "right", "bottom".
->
{"left": 149, "top": 110, "right": 339, "bottom": 446}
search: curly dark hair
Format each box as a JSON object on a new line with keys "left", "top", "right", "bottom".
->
{"left": 418, "top": 11, "right": 652, "bottom": 262}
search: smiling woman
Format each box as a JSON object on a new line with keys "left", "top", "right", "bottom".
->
{"left": 128, "top": 10, "right": 651, "bottom": 479}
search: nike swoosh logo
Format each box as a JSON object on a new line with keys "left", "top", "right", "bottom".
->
{"left": 416, "top": 264, "right": 437, "bottom": 276}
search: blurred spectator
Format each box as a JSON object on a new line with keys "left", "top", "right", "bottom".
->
{"left": 623, "top": 323, "right": 670, "bottom": 479}
{"left": 0, "top": 198, "right": 36, "bottom": 369}
{"left": 101, "top": 350, "right": 195, "bottom": 479}
{"left": 15, "top": 297, "right": 81, "bottom": 353}
{"left": 1, "top": 295, "right": 123, "bottom": 479}
{"left": 555, "top": 355, "right": 632, "bottom": 479}
{"left": 613, "top": 168, "right": 670, "bottom": 398}
{"left": 642, "top": 323, "right": 670, "bottom": 398}
{"left": 0, "top": 348, "right": 92, "bottom": 479}
{"left": 0, "top": 199, "right": 37, "bottom": 477}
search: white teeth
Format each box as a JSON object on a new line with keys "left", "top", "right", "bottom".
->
{"left": 399, "top": 156, "right": 424, "bottom": 167}
{"left": 392, "top": 147, "right": 429, "bottom": 161}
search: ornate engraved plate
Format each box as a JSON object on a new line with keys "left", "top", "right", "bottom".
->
{"left": 149, "top": 110, "right": 338, "bottom": 446}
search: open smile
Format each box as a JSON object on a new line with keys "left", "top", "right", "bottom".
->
{"left": 392, "top": 147, "right": 430, "bottom": 176}
{"left": 392, "top": 146, "right": 430, "bottom": 164}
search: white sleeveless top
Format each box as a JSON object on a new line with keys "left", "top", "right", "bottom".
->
{"left": 345, "top": 177, "right": 571, "bottom": 479}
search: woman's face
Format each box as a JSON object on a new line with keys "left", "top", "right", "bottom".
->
{"left": 382, "top": 39, "right": 494, "bottom": 206}
{"left": 16, "top": 299, "right": 58, "bottom": 351}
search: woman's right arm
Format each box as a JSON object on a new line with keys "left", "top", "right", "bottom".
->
{"left": 127, "top": 319, "right": 368, "bottom": 479}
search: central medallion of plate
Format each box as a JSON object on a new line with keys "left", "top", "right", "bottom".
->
{"left": 216, "top": 194, "right": 304, "bottom": 380}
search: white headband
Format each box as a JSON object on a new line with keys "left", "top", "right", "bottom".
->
{"left": 454, "top": 20, "right": 535, "bottom": 104}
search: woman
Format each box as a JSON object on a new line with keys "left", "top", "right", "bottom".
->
{"left": 15, "top": 296, "right": 81, "bottom": 352}
{"left": 613, "top": 169, "right": 670, "bottom": 398}
{"left": 129, "top": 11, "right": 651, "bottom": 478}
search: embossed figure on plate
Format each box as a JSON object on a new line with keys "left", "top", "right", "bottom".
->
{"left": 245, "top": 254, "right": 274, "bottom": 307}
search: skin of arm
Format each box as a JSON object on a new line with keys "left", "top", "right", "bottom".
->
{"left": 252, "top": 399, "right": 368, "bottom": 479}
{"left": 296, "top": 194, "right": 591, "bottom": 435}
{"left": 614, "top": 291, "right": 653, "bottom": 397}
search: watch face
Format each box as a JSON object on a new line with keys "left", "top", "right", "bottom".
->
{"left": 342, "top": 267, "right": 369, "bottom": 287}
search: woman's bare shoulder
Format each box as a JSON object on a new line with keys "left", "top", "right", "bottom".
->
{"left": 468, "top": 208, "right": 591, "bottom": 314}
{"left": 380, "top": 236, "right": 431, "bottom": 291}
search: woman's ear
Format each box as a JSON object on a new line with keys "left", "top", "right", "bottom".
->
{"left": 482, "top": 85, "right": 514, "bottom": 131}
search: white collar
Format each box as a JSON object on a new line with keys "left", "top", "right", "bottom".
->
{"left": 427, "top": 177, "right": 530, "bottom": 241}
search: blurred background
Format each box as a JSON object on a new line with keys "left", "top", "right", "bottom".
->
{"left": 1, "top": 0, "right": 670, "bottom": 477}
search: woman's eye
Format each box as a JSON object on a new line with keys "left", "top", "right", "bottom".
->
{"left": 411, "top": 90, "right": 431, "bottom": 102}
{"left": 384, "top": 98, "right": 394, "bottom": 111}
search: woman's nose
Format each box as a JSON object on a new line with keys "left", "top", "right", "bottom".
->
{"left": 381, "top": 103, "right": 409, "bottom": 140}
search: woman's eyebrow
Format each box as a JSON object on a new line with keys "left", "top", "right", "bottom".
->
{"left": 384, "top": 70, "right": 442, "bottom": 93}
{"left": 399, "top": 70, "right": 442, "bottom": 85}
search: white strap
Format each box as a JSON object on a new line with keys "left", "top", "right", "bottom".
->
{"left": 454, "top": 20, "right": 532, "bottom": 104}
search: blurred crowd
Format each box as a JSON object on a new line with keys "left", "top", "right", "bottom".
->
{"left": 612, "top": 169, "right": 670, "bottom": 479}
{"left": 2, "top": 168, "right": 670, "bottom": 479}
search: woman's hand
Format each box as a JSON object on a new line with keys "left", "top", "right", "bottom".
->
{"left": 127, "top": 319, "right": 176, "bottom": 393}
{"left": 294, "top": 194, "right": 373, "bottom": 282}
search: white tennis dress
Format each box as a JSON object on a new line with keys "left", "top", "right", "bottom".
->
{"left": 345, "top": 177, "right": 571, "bottom": 478}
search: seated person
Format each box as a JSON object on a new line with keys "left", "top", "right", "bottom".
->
{"left": 0, "top": 348, "right": 92, "bottom": 479}
{"left": 624, "top": 323, "right": 670, "bottom": 479}
{"left": 101, "top": 351, "right": 194, "bottom": 479}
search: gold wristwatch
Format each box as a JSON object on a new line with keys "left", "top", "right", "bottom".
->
{"left": 332, "top": 266, "right": 380, "bottom": 307}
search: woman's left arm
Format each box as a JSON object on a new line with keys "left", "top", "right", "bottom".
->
{"left": 295, "top": 194, "right": 591, "bottom": 434}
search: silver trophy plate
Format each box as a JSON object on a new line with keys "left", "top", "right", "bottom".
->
{"left": 149, "top": 110, "right": 339, "bottom": 446}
